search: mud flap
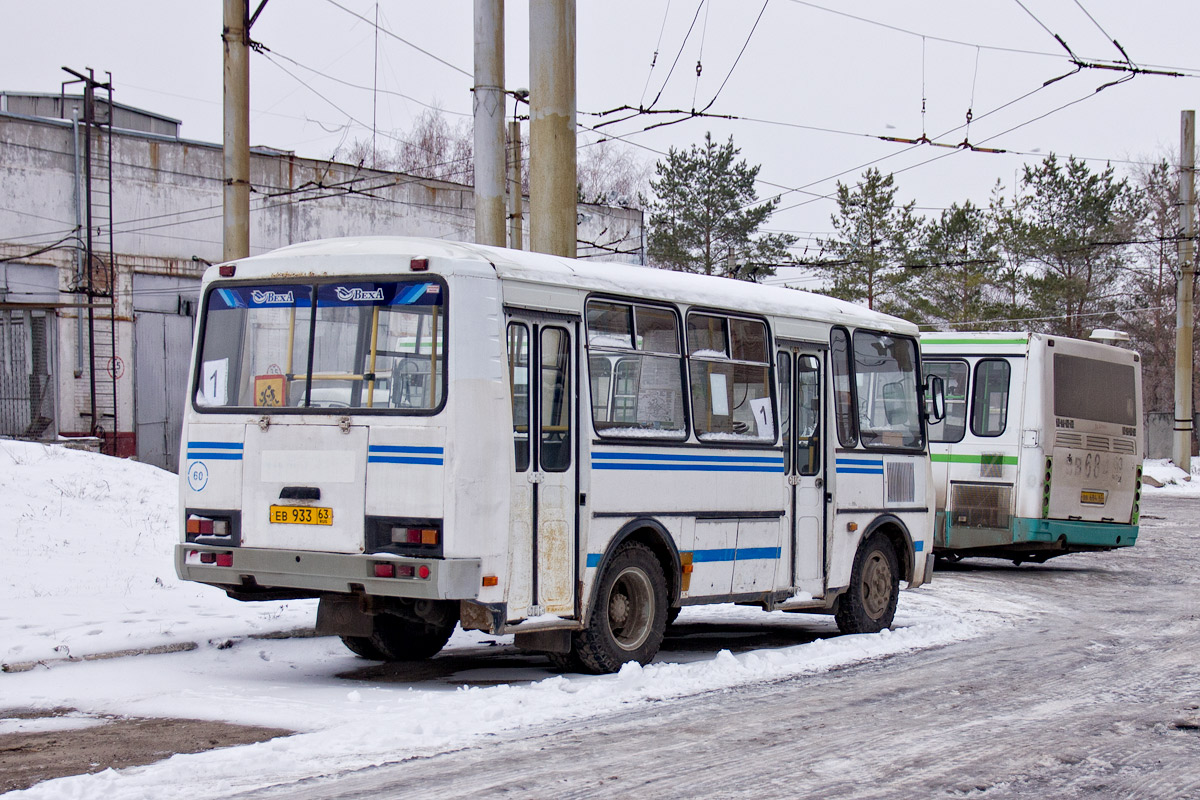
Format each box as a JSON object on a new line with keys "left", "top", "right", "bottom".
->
{"left": 514, "top": 629, "right": 572, "bottom": 654}
{"left": 316, "top": 596, "right": 373, "bottom": 637}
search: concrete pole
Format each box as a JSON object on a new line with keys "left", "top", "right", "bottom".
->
{"left": 1174, "top": 110, "right": 1196, "bottom": 470}
{"left": 223, "top": 0, "right": 251, "bottom": 262}
{"left": 474, "top": 0, "right": 506, "bottom": 246}
{"left": 529, "top": 0, "right": 576, "bottom": 258}
{"left": 508, "top": 118, "right": 524, "bottom": 249}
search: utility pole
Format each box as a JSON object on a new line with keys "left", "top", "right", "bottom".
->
{"left": 529, "top": 0, "right": 576, "bottom": 258}
{"left": 223, "top": 0, "right": 251, "bottom": 262}
{"left": 1175, "top": 110, "right": 1196, "bottom": 471}
{"left": 474, "top": 0, "right": 506, "bottom": 247}
{"left": 508, "top": 117, "right": 524, "bottom": 249}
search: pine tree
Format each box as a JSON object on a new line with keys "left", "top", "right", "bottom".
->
{"left": 647, "top": 132, "right": 796, "bottom": 281}
{"left": 913, "top": 200, "right": 1003, "bottom": 330}
{"left": 815, "top": 168, "right": 921, "bottom": 316}
{"left": 1002, "top": 155, "right": 1141, "bottom": 339}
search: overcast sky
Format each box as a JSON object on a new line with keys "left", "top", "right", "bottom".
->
{"left": 6, "top": 1, "right": 1199, "bottom": 271}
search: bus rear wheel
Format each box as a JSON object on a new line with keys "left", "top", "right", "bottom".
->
{"left": 572, "top": 542, "right": 667, "bottom": 674}
{"left": 835, "top": 532, "right": 900, "bottom": 634}
{"left": 341, "top": 607, "right": 456, "bottom": 661}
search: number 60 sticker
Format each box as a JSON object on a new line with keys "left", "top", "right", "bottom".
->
{"left": 187, "top": 461, "right": 209, "bottom": 492}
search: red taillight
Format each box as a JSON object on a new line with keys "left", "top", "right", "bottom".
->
{"left": 218, "top": 264, "right": 236, "bottom": 277}
{"left": 418, "top": 565, "right": 431, "bottom": 579}
{"left": 374, "top": 563, "right": 395, "bottom": 578}
{"left": 397, "top": 565, "right": 415, "bottom": 578}
{"left": 410, "top": 258, "right": 428, "bottom": 271}
{"left": 200, "top": 552, "right": 216, "bottom": 564}
{"left": 215, "top": 553, "right": 233, "bottom": 567}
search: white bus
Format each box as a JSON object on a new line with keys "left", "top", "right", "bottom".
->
{"left": 177, "top": 237, "right": 941, "bottom": 674}
{"left": 920, "top": 332, "right": 1143, "bottom": 564}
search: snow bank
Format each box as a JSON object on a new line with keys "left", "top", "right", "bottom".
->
{"left": 1141, "top": 458, "right": 1200, "bottom": 496}
{"left": 0, "top": 440, "right": 316, "bottom": 667}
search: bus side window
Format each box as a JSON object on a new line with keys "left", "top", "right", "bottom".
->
{"left": 924, "top": 360, "right": 968, "bottom": 442}
{"left": 797, "top": 355, "right": 821, "bottom": 475}
{"left": 971, "top": 359, "right": 1010, "bottom": 437}
{"left": 830, "top": 328, "right": 857, "bottom": 447}
{"left": 687, "top": 313, "right": 774, "bottom": 442}
{"left": 540, "top": 327, "right": 572, "bottom": 472}
{"left": 507, "top": 322, "right": 530, "bottom": 471}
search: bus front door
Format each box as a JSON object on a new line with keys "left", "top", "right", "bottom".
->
{"left": 507, "top": 319, "right": 577, "bottom": 618}
{"left": 779, "top": 346, "right": 827, "bottom": 598}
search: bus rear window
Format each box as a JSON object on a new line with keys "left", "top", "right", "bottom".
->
{"left": 195, "top": 280, "right": 445, "bottom": 413}
{"left": 1054, "top": 354, "right": 1136, "bottom": 426}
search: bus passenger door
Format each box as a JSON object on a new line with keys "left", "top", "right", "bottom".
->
{"left": 507, "top": 318, "right": 577, "bottom": 619}
{"left": 778, "top": 346, "right": 826, "bottom": 598}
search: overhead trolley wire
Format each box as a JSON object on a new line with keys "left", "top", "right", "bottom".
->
{"left": 319, "top": 0, "right": 472, "bottom": 79}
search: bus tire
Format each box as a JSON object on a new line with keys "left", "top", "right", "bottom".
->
{"left": 835, "top": 532, "right": 900, "bottom": 635}
{"left": 340, "top": 635, "right": 387, "bottom": 661}
{"left": 573, "top": 542, "right": 667, "bottom": 674}
{"left": 666, "top": 606, "right": 681, "bottom": 626}
{"left": 352, "top": 612, "right": 455, "bottom": 661}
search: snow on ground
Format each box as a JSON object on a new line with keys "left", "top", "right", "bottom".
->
{"left": 1141, "top": 457, "right": 1200, "bottom": 496}
{"left": 0, "top": 440, "right": 1041, "bottom": 798}
{"left": 0, "top": 440, "right": 317, "bottom": 668}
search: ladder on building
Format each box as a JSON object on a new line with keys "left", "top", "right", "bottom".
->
{"left": 67, "top": 67, "right": 120, "bottom": 454}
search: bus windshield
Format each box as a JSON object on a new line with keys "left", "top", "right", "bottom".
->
{"left": 194, "top": 279, "right": 445, "bottom": 412}
{"left": 853, "top": 331, "right": 923, "bottom": 450}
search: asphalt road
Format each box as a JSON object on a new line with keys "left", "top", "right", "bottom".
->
{"left": 238, "top": 495, "right": 1200, "bottom": 799}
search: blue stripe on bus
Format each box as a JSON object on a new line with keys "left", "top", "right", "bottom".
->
{"left": 835, "top": 457, "right": 884, "bottom": 475}
{"left": 186, "top": 452, "right": 243, "bottom": 461}
{"left": 367, "top": 456, "right": 444, "bottom": 465}
{"left": 592, "top": 452, "right": 783, "bottom": 464}
{"left": 368, "top": 445, "right": 444, "bottom": 454}
{"left": 593, "top": 463, "right": 784, "bottom": 473}
{"left": 586, "top": 547, "right": 781, "bottom": 569}
{"left": 187, "top": 441, "right": 243, "bottom": 449}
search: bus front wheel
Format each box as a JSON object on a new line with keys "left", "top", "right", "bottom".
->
{"left": 835, "top": 532, "right": 900, "bottom": 635}
{"left": 573, "top": 542, "right": 667, "bottom": 674}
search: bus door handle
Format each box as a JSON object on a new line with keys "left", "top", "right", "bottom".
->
{"left": 528, "top": 472, "right": 543, "bottom": 484}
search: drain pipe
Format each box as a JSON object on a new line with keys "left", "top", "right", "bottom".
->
{"left": 72, "top": 108, "right": 84, "bottom": 378}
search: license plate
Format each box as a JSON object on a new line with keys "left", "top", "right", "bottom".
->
{"left": 1080, "top": 491, "right": 1106, "bottom": 505}
{"left": 270, "top": 505, "right": 333, "bottom": 525}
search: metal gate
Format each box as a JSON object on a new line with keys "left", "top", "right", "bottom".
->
{"left": 0, "top": 308, "right": 56, "bottom": 441}
{"left": 134, "top": 311, "right": 193, "bottom": 471}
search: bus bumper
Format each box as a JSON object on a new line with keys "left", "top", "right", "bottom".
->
{"left": 175, "top": 544, "right": 482, "bottom": 601}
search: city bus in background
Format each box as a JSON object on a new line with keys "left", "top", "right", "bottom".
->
{"left": 920, "top": 332, "right": 1142, "bottom": 565}
{"left": 177, "top": 237, "right": 942, "bottom": 674}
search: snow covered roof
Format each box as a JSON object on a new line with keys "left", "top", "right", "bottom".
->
{"left": 222, "top": 236, "right": 914, "bottom": 334}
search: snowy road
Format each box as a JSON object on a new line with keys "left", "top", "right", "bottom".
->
{"left": 3, "top": 439, "right": 1198, "bottom": 798}
{"left": 232, "top": 496, "right": 1200, "bottom": 800}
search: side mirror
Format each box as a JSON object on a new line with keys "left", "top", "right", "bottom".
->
{"left": 924, "top": 373, "right": 946, "bottom": 422}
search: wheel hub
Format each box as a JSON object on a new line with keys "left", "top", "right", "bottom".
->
{"left": 861, "top": 551, "right": 893, "bottom": 619}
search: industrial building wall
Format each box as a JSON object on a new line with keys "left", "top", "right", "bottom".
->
{"left": 0, "top": 110, "right": 645, "bottom": 469}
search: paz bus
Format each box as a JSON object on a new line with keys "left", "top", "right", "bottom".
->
{"left": 177, "top": 237, "right": 942, "bottom": 674}
{"left": 920, "top": 332, "right": 1142, "bottom": 565}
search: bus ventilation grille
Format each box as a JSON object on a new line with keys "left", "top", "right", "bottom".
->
{"left": 1055, "top": 432, "right": 1083, "bottom": 449}
{"left": 1085, "top": 435, "right": 1111, "bottom": 451}
{"left": 950, "top": 482, "right": 1013, "bottom": 529}
{"left": 886, "top": 461, "right": 915, "bottom": 503}
{"left": 1112, "top": 438, "right": 1137, "bottom": 454}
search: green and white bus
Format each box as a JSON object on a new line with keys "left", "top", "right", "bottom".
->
{"left": 921, "top": 332, "right": 1142, "bottom": 564}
